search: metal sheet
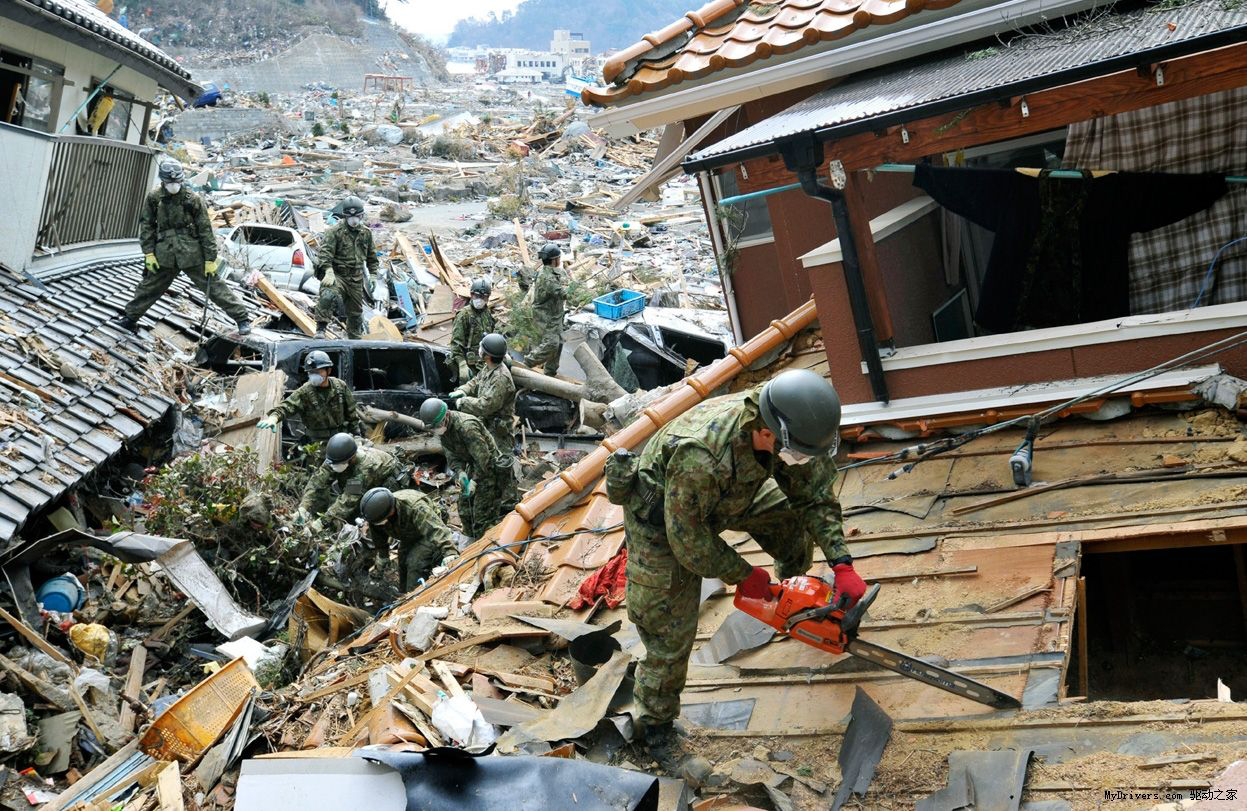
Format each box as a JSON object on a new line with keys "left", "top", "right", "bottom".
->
{"left": 917, "top": 749, "right": 1033, "bottom": 811}
{"left": 832, "top": 687, "right": 893, "bottom": 811}
{"left": 681, "top": 698, "right": 756, "bottom": 731}
{"left": 691, "top": 611, "right": 774, "bottom": 665}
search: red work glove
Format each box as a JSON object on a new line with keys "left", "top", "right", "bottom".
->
{"left": 832, "top": 563, "right": 867, "bottom": 608}
{"left": 736, "top": 566, "right": 773, "bottom": 600}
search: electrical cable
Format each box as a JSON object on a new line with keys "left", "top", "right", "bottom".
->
{"left": 842, "top": 326, "right": 1247, "bottom": 478}
{"left": 1193, "top": 235, "right": 1247, "bottom": 308}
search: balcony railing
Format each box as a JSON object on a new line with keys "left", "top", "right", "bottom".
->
{"left": 36, "top": 134, "right": 154, "bottom": 252}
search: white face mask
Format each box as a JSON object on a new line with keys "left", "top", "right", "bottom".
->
{"left": 471, "top": 297, "right": 486, "bottom": 310}
{"left": 778, "top": 448, "right": 814, "bottom": 466}
{"left": 308, "top": 371, "right": 326, "bottom": 385}
{"left": 163, "top": 182, "right": 181, "bottom": 194}
{"left": 329, "top": 461, "right": 350, "bottom": 473}
{"left": 371, "top": 517, "right": 388, "bottom": 526}
{"left": 433, "top": 424, "right": 448, "bottom": 437}
{"left": 346, "top": 216, "right": 362, "bottom": 228}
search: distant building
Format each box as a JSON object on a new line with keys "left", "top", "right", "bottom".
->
{"left": 551, "top": 30, "right": 591, "bottom": 74}
{"left": 489, "top": 50, "right": 565, "bottom": 82}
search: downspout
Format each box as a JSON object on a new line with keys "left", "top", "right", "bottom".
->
{"left": 698, "top": 170, "right": 746, "bottom": 345}
{"left": 778, "top": 135, "right": 889, "bottom": 404}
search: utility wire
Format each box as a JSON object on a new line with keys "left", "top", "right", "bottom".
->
{"left": 842, "top": 327, "right": 1247, "bottom": 479}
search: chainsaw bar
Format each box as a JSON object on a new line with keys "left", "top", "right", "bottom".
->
{"left": 845, "top": 638, "right": 1022, "bottom": 710}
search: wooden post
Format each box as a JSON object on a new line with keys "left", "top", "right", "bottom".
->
{"left": 844, "top": 173, "right": 895, "bottom": 344}
{"left": 1076, "top": 576, "right": 1089, "bottom": 698}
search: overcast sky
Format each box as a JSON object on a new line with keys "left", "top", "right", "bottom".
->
{"left": 385, "top": 0, "right": 525, "bottom": 44}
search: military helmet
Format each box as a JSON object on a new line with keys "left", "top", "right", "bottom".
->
{"left": 324, "top": 433, "right": 358, "bottom": 464}
{"left": 759, "top": 369, "right": 842, "bottom": 456}
{"left": 479, "top": 333, "right": 508, "bottom": 361}
{"left": 360, "top": 487, "right": 395, "bottom": 523}
{"left": 419, "top": 398, "right": 448, "bottom": 428}
{"left": 157, "top": 160, "right": 185, "bottom": 183}
{"left": 537, "top": 244, "right": 561, "bottom": 265}
{"left": 303, "top": 350, "right": 333, "bottom": 371}
{"left": 341, "top": 196, "right": 365, "bottom": 217}
{"left": 470, "top": 278, "right": 492, "bottom": 298}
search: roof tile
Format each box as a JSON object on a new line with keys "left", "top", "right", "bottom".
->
{"left": 586, "top": 0, "right": 961, "bottom": 106}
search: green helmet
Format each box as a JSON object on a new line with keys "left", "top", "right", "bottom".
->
{"left": 158, "top": 160, "right": 185, "bottom": 183}
{"left": 759, "top": 369, "right": 842, "bottom": 456}
{"left": 470, "top": 278, "right": 492, "bottom": 297}
{"left": 480, "top": 333, "right": 507, "bottom": 361}
{"left": 419, "top": 398, "right": 448, "bottom": 428}
{"left": 324, "top": 433, "right": 358, "bottom": 464}
{"left": 538, "top": 244, "right": 561, "bottom": 265}
{"left": 341, "top": 196, "right": 365, "bottom": 217}
{"left": 303, "top": 350, "right": 333, "bottom": 371}
{"left": 360, "top": 487, "right": 395, "bottom": 523}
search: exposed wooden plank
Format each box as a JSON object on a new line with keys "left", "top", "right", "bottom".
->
{"left": 297, "top": 671, "right": 373, "bottom": 703}
{"left": 985, "top": 584, "right": 1052, "bottom": 614}
{"left": 155, "top": 761, "right": 184, "bottom": 811}
{"left": 431, "top": 660, "right": 467, "bottom": 700}
{"left": 119, "top": 646, "right": 147, "bottom": 734}
{"left": 146, "top": 605, "right": 195, "bottom": 644}
{"left": 513, "top": 219, "right": 531, "bottom": 266}
{"left": 843, "top": 172, "right": 894, "bottom": 343}
{"left": 869, "top": 565, "right": 978, "bottom": 582}
{"left": 412, "top": 631, "right": 503, "bottom": 663}
{"left": 336, "top": 667, "right": 424, "bottom": 746}
{"left": 1076, "top": 577, "right": 1089, "bottom": 699}
{"left": 1140, "top": 753, "right": 1217, "bottom": 769}
{"left": 70, "top": 684, "right": 111, "bottom": 753}
{"left": 254, "top": 274, "right": 316, "bottom": 336}
{"left": 0, "top": 603, "right": 73, "bottom": 667}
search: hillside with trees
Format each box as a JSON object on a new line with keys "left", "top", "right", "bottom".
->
{"left": 448, "top": 0, "right": 693, "bottom": 50}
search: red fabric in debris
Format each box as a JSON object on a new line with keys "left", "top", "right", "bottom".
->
{"left": 568, "top": 547, "right": 628, "bottom": 610}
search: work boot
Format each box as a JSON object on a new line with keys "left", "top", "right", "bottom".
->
{"left": 640, "top": 722, "right": 687, "bottom": 776}
{"left": 114, "top": 315, "right": 139, "bottom": 332}
{"left": 235, "top": 319, "right": 252, "bottom": 336}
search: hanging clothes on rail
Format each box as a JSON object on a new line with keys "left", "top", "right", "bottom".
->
{"left": 913, "top": 164, "right": 1227, "bottom": 332}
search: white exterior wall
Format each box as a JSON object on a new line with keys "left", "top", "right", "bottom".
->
{"left": 0, "top": 16, "right": 158, "bottom": 143}
{"left": 0, "top": 124, "right": 52, "bottom": 272}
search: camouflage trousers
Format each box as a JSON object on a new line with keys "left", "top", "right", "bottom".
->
{"left": 315, "top": 268, "right": 366, "bottom": 338}
{"left": 458, "top": 457, "right": 518, "bottom": 538}
{"left": 124, "top": 263, "right": 249, "bottom": 323}
{"left": 526, "top": 330, "right": 563, "bottom": 376}
{"left": 399, "top": 533, "right": 450, "bottom": 592}
{"left": 624, "top": 479, "right": 815, "bottom": 726}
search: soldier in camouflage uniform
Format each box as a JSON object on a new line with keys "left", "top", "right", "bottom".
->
{"left": 360, "top": 487, "right": 460, "bottom": 591}
{"left": 118, "top": 160, "right": 251, "bottom": 334}
{"left": 420, "top": 397, "right": 515, "bottom": 539}
{"left": 526, "top": 244, "right": 568, "bottom": 376}
{"left": 297, "top": 433, "right": 405, "bottom": 532}
{"left": 450, "top": 278, "right": 497, "bottom": 384}
{"left": 610, "top": 369, "right": 865, "bottom": 771}
{"left": 314, "top": 196, "right": 376, "bottom": 339}
{"left": 258, "top": 351, "right": 363, "bottom": 452}
{"left": 448, "top": 333, "right": 516, "bottom": 459}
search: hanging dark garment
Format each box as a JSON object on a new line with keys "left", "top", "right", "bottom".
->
{"left": 913, "top": 165, "right": 1227, "bottom": 332}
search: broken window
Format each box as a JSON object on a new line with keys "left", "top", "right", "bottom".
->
{"left": 351, "top": 347, "right": 425, "bottom": 392}
{"left": 715, "top": 168, "right": 773, "bottom": 246}
{"left": 0, "top": 49, "right": 63, "bottom": 133}
{"left": 233, "top": 225, "right": 296, "bottom": 247}
{"left": 77, "top": 80, "right": 136, "bottom": 140}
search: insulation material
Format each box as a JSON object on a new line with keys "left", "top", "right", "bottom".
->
{"left": 154, "top": 540, "right": 266, "bottom": 640}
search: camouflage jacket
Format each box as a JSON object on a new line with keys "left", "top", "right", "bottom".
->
{"left": 455, "top": 362, "right": 516, "bottom": 453}
{"left": 450, "top": 305, "right": 496, "bottom": 375}
{"left": 307, "top": 446, "right": 403, "bottom": 528}
{"left": 268, "top": 376, "right": 363, "bottom": 441}
{"left": 531, "top": 263, "right": 568, "bottom": 330}
{"left": 441, "top": 411, "right": 502, "bottom": 478}
{"left": 315, "top": 221, "right": 378, "bottom": 278}
{"left": 139, "top": 188, "right": 216, "bottom": 270}
{"left": 636, "top": 386, "right": 848, "bottom": 582}
{"left": 369, "top": 489, "right": 457, "bottom": 557}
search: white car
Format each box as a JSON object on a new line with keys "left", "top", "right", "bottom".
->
{"left": 221, "top": 224, "right": 319, "bottom": 295}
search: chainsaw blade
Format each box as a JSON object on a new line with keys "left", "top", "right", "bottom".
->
{"left": 846, "top": 638, "right": 1021, "bottom": 710}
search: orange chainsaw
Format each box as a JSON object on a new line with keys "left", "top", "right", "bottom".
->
{"left": 734, "top": 575, "right": 1021, "bottom": 710}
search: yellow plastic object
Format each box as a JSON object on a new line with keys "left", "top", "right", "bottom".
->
{"left": 140, "top": 657, "right": 258, "bottom": 762}
{"left": 68, "top": 623, "right": 110, "bottom": 663}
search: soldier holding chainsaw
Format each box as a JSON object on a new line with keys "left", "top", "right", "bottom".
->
{"left": 605, "top": 368, "right": 865, "bottom": 772}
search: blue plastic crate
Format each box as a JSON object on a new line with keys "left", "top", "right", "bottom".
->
{"left": 592, "top": 289, "right": 647, "bottom": 320}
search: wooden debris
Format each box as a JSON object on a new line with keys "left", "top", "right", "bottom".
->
{"left": 119, "top": 646, "right": 148, "bottom": 734}
{"left": 1140, "top": 753, "right": 1217, "bottom": 768}
{"left": 984, "top": 583, "right": 1052, "bottom": 614}
{"left": 254, "top": 275, "right": 317, "bottom": 336}
{"left": 0, "top": 604, "right": 74, "bottom": 667}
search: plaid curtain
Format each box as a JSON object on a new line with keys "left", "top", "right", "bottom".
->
{"left": 1063, "top": 88, "right": 1247, "bottom": 314}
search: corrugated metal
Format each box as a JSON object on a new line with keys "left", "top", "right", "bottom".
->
{"left": 687, "top": 0, "right": 1247, "bottom": 168}
{"left": 0, "top": 257, "right": 257, "bottom": 543}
